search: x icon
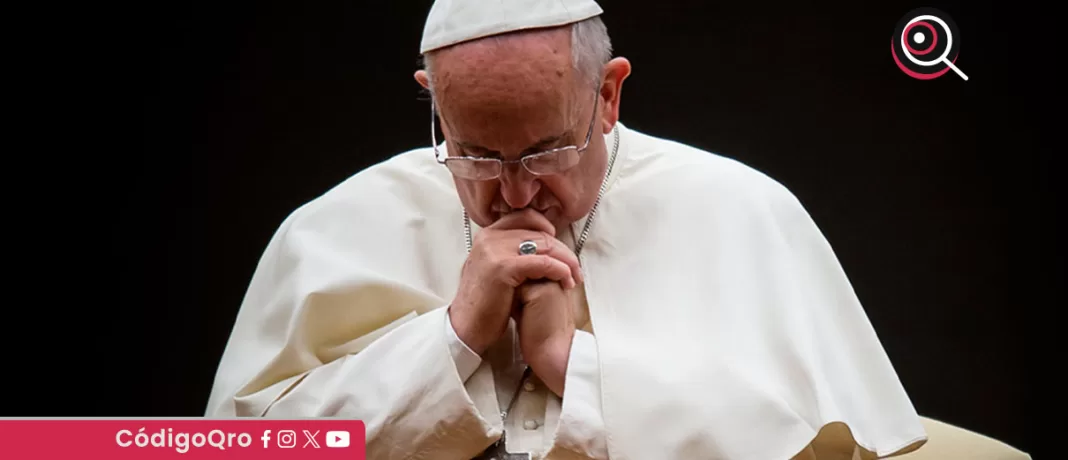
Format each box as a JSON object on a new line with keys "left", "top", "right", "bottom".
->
{"left": 303, "top": 430, "right": 320, "bottom": 448}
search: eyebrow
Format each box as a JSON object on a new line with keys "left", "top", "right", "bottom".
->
{"left": 456, "top": 132, "right": 568, "bottom": 157}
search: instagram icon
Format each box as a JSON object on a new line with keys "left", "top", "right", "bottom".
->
{"left": 277, "top": 430, "right": 297, "bottom": 449}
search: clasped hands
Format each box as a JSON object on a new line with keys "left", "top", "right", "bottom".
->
{"left": 449, "top": 209, "right": 580, "bottom": 397}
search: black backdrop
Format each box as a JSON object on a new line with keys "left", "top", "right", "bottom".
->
{"left": 24, "top": 0, "right": 1050, "bottom": 457}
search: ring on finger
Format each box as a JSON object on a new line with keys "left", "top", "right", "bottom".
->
{"left": 518, "top": 240, "right": 538, "bottom": 255}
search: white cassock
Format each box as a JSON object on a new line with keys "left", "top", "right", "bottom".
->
{"left": 204, "top": 122, "right": 928, "bottom": 459}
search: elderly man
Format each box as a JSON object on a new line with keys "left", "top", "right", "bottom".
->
{"left": 205, "top": 1, "right": 935, "bottom": 459}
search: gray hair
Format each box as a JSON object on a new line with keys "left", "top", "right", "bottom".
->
{"left": 421, "top": 15, "right": 613, "bottom": 96}
{"left": 570, "top": 15, "right": 614, "bottom": 88}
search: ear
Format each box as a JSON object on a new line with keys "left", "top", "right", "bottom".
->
{"left": 598, "top": 57, "right": 632, "bottom": 134}
{"left": 414, "top": 70, "right": 431, "bottom": 90}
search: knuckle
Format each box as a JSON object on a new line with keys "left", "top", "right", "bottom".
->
{"left": 540, "top": 232, "right": 553, "bottom": 251}
{"left": 487, "top": 251, "right": 508, "bottom": 272}
{"left": 470, "top": 247, "right": 489, "bottom": 265}
{"left": 539, "top": 257, "right": 556, "bottom": 274}
{"left": 471, "top": 245, "right": 506, "bottom": 274}
{"left": 472, "top": 230, "right": 492, "bottom": 248}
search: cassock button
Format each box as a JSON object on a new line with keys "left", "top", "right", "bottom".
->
{"left": 523, "top": 420, "right": 540, "bottom": 430}
{"left": 523, "top": 381, "right": 536, "bottom": 392}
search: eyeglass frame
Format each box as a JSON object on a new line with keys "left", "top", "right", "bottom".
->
{"left": 430, "top": 90, "right": 600, "bottom": 180}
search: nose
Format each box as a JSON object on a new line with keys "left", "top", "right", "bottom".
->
{"left": 498, "top": 164, "right": 541, "bottom": 209}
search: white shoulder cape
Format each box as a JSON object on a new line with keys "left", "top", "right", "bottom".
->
{"left": 205, "top": 123, "right": 927, "bottom": 459}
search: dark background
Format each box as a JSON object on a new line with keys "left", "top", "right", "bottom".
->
{"left": 18, "top": 0, "right": 1051, "bottom": 457}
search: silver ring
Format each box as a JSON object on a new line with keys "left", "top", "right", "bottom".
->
{"left": 518, "top": 240, "right": 538, "bottom": 255}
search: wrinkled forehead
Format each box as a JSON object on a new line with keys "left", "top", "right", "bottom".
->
{"left": 430, "top": 29, "right": 581, "bottom": 126}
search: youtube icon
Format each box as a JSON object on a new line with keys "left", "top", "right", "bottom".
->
{"left": 326, "top": 431, "right": 350, "bottom": 448}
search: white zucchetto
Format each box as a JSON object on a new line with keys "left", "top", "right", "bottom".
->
{"left": 420, "top": 0, "right": 604, "bottom": 54}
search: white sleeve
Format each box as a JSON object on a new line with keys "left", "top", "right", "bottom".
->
{"left": 547, "top": 330, "right": 609, "bottom": 459}
{"left": 445, "top": 308, "right": 484, "bottom": 382}
{"left": 210, "top": 306, "right": 505, "bottom": 459}
{"left": 202, "top": 183, "right": 508, "bottom": 459}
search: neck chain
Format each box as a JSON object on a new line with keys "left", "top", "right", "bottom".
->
{"left": 464, "top": 125, "right": 620, "bottom": 256}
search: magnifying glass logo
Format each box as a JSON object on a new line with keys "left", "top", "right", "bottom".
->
{"left": 891, "top": 8, "right": 968, "bottom": 81}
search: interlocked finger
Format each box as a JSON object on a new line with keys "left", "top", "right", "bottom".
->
{"left": 511, "top": 255, "right": 574, "bottom": 288}
{"left": 510, "top": 231, "right": 582, "bottom": 286}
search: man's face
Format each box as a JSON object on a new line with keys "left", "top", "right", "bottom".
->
{"left": 423, "top": 29, "right": 609, "bottom": 231}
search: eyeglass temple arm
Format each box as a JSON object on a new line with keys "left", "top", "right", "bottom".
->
{"left": 430, "top": 100, "right": 446, "bottom": 164}
{"left": 580, "top": 90, "right": 600, "bottom": 150}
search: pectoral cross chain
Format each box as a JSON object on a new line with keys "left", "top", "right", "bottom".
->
{"left": 472, "top": 367, "right": 534, "bottom": 460}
